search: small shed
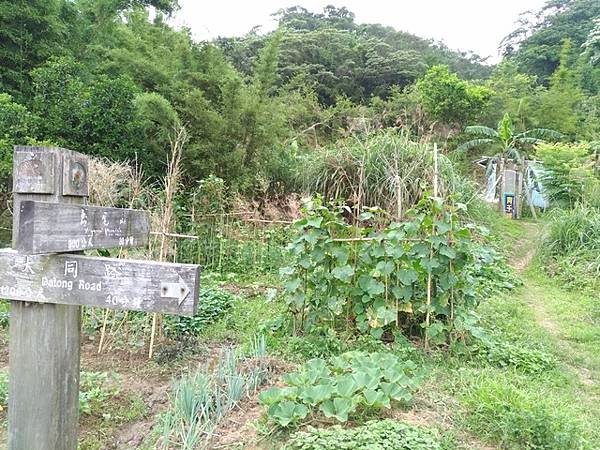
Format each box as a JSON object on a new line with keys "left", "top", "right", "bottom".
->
{"left": 474, "top": 157, "right": 549, "bottom": 218}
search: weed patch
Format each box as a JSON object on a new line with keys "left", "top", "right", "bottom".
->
{"left": 468, "top": 337, "right": 555, "bottom": 374}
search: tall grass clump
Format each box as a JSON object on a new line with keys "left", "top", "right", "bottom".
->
{"left": 542, "top": 205, "right": 600, "bottom": 256}
{"left": 539, "top": 203, "right": 600, "bottom": 292}
{"left": 460, "top": 371, "right": 588, "bottom": 449}
{"left": 297, "top": 129, "right": 482, "bottom": 220}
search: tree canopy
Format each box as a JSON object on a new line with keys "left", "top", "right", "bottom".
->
{"left": 0, "top": 1, "right": 598, "bottom": 198}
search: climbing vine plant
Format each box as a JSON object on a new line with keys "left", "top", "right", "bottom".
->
{"left": 280, "top": 196, "right": 504, "bottom": 345}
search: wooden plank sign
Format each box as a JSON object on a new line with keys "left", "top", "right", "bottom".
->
{"left": 16, "top": 200, "right": 150, "bottom": 254}
{"left": 0, "top": 249, "right": 200, "bottom": 316}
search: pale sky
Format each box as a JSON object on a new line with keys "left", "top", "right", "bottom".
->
{"left": 171, "top": 0, "right": 548, "bottom": 63}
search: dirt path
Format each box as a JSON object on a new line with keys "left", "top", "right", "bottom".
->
{"left": 508, "top": 222, "right": 561, "bottom": 334}
{"left": 509, "top": 221, "right": 539, "bottom": 274}
{"left": 509, "top": 221, "right": 598, "bottom": 390}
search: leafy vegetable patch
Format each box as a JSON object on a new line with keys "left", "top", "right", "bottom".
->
{"left": 286, "top": 419, "right": 449, "bottom": 450}
{"left": 259, "top": 351, "right": 422, "bottom": 427}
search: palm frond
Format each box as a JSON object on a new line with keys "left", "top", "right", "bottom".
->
{"left": 464, "top": 126, "right": 499, "bottom": 138}
{"left": 515, "top": 137, "right": 546, "bottom": 146}
{"left": 456, "top": 138, "right": 496, "bottom": 152}
{"left": 505, "top": 147, "right": 525, "bottom": 165}
{"left": 497, "top": 113, "right": 514, "bottom": 143}
{"left": 516, "top": 128, "right": 562, "bottom": 141}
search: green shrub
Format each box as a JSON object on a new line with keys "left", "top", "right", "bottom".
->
{"left": 536, "top": 142, "right": 597, "bottom": 208}
{"left": 286, "top": 330, "right": 347, "bottom": 360}
{"left": 0, "top": 300, "right": 9, "bottom": 328}
{"left": 163, "top": 287, "right": 235, "bottom": 336}
{"left": 0, "top": 370, "right": 118, "bottom": 415}
{"left": 462, "top": 376, "right": 586, "bottom": 449}
{"left": 259, "top": 351, "right": 422, "bottom": 427}
{"left": 153, "top": 336, "right": 203, "bottom": 365}
{"left": 286, "top": 419, "right": 450, "bottom": 450}
{"left": 546, "top": 249, "right": 600, "bottom": 293}
{"left": 539, "top": 205, "right": 600, "bottom": 291}
{"left": 541, "top": 205, "right": 600, "bottom": 257}
{"left": 297, "top": 129, "right": 482, "bottom": 219}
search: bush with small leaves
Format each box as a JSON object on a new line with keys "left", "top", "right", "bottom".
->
{"left": 470, "top": 338, "right": 555, "bottom": 374}
{"left": 285, "top": 419, "right": 450, "bottom": 450}
{"left": 163, "top": 287, "right": 235, "bottom": 336}
{"left": 0, "top": 371, "right": 7, "bottom": 407}
{"left": 79, "top": 371, "right": 120, "bottom": 415}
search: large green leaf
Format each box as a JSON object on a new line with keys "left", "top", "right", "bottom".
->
{"left": 331, "top": 264, "right": 355, "bottom": 282}
{"left": 331, "top": 246, "right": 350, "bottom": 265}
{"left": 319, "top": 397, "right": 354, "bottom": 422}
{"left": 374, "top": 260, "right": 395, "bottom": 277}
{"left": 269, "top": 400, "right": 309, "bottom": 427}
{"left": 516, "top": 128, "right": 562, "bottom": 141}
{"left": 358, "top": 275, "right": 385, "bottom": 296}
{"left": 336, "top": 375, "right": 357, "bottom": 397}
{"left": 398, "top": 268, "right": 418, "bottom": 285}
{"left": 300, "top": 383, "right": 334, "bottom": 406}
{"left": 306, "top": 216, "right": 323, "bottom": 228}
{"left": 362, "top": 388, "right": 389, "bottom": 408}
{"left": 258, "top": 387, "right": 286, "bottom": 406}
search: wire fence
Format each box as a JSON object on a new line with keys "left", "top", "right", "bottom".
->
{"left": 0, "top": 209, "right": 292, "bottom": 275}
{"left": 177, "top": 213, "right": 292, "bottom": 275}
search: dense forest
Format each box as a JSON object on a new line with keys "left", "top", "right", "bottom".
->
{"left": 1, "top": 2, "right": 600, "bottom": 448}
{"left": 1, "top": 0, "right": 598, "bottom": 200}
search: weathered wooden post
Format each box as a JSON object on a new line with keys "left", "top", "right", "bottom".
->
{"left": 2, "top": 146, "right": 200, "bottom": 449}
{"left": 9, "top": 146, "right": 85, "bottom": 449}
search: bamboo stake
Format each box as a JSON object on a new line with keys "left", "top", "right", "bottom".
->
{"left": 150, "top": 231, "right": 199, "bottom": 240}
{"left": 425, "top": 143, "right": 439, "bottom": 350}
{"left": 149, "top": 124, "right": 187, "bottom": 360}
{"left": 433, "top": 143, "right": 439, "bottom": 198}
{"left": 97, "top": 309, "right": 110, "bottom": 353}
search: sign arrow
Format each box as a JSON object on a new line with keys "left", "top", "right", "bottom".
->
{"left": 160, "top": 275, "right": 191, "bottom": 305}
{"left": 0, "top": 249, "right": 200, "bottom": 316}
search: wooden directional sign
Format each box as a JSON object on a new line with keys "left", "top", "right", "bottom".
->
{"left": 0, "top": 249, "right": 200, "bottom": 316}
{"left": 16, "top": 200, "right": 150, "bottom": 254}
{"left": 7, "top": 145, "right": 203, "bottom": 450}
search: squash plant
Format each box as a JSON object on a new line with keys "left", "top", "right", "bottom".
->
{"left": 258, "top": 351, "right": 421, "bottom": 427}
{"left": 280, "top": 196, "right": 493, "bottom": 344}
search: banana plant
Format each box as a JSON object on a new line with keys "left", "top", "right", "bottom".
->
{"left": 457, "top": 113, "right": 562, "bottom": 165}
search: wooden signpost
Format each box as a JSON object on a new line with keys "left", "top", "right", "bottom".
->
{"left": 15, "top": 200, "right": 150, "bottom": 253}
{"left": 4, "top": 146, "right": 201, "bottom": 450}
{"left": 0, "top": 251, "right": 199, "bottom": 315}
